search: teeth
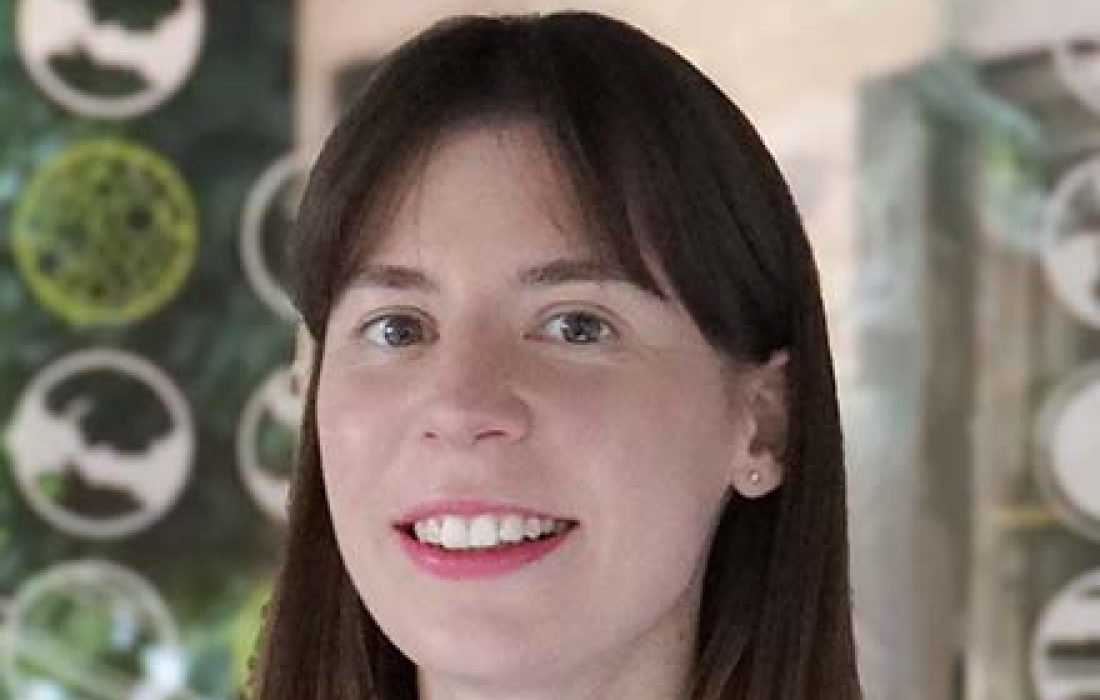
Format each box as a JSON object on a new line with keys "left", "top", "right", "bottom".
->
{"left": 411, "top": 514, "right": 570, "bottom": 549}
{"left": 469, "top": 514, "right": 498, "bottom": 547}
{"left": 524, "top": 516, "right": 542, "bottom": 539}
{"left": 439, "top": 516, "right": 469, "bottom": 549}
{"left": 413, "top": 518, "right": 442, "bottom": 545}
{"left": 499, "top": 514, "right": 525, "bottom": 543}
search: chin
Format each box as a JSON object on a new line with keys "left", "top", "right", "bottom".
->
{"left": 413, "top": 646, "right": 563, "bottom": 690}
{"left": 397, "top": 621, "right": 575, "bottom": 686}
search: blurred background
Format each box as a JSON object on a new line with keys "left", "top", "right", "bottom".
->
{"left": 1, "top": 0, "right": 1099, "bottom": 698}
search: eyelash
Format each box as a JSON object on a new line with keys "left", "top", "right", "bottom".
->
{"left": 355, "top": 309, "right": 619, "bottom": 349}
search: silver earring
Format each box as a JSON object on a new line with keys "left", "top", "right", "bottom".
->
{"left": 748, "top": 469, "right": 762, "bottom": 486}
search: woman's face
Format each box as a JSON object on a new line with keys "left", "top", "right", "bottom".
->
{"left": 317, "top": 123, "right": 780, "bottom": 696}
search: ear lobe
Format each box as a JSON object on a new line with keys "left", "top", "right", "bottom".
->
{"left": 730, "top": 348, "right": 789, "bottom": 499}
{"left": 733, "top": 456, "right": 783, "bottom": 498}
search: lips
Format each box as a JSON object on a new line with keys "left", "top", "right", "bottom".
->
{"left": 395, "top": 517, "right": 576, "bottom": 579}
{"left": 390, "top": 497, "right": 580, "bottom": 578}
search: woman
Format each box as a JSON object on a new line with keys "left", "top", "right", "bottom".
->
{"left": 250, "top": 11, "right": 861, "bottom": 700}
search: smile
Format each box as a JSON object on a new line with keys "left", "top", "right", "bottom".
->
{"left": 410, "top": 513, "right": 572, "bottom": 549}
{"left": 395, "top": 517, "right": 577, "bottom": 579}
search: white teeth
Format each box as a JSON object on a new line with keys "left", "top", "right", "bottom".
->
{"left": 499, "top": 514, "right": 525, "bottom": 543}
{"left": 439, "top": 516, "right": 469, "bottom": 549}
{"left": 524, "top": 516, "right": 543, "bottom": 540}
{"left": 414, "top": 518, "right": 442, "bottom": 544}
{"left": 468, "top": 514, "right": 499, "bottom": 547}
{"left": 410, "top": 513, "right": 571, "bottom": 549}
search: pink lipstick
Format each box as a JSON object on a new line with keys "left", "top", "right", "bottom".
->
{"left": 395, "top": 525, "right": 575, "bottom": 579}
{"left": 392, "top": 498, "right": 577, "bottom": 579}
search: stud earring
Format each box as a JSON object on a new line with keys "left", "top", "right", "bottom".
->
{"left": 748, "top": 469, "right": 762, "bottom": 486}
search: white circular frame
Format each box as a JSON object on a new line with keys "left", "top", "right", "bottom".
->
{"left": 1034, "top": 361, "right": 1100, "bottom": 543}
{"left": 2, "top": 559, "right": 181, "bottom": 698}
{"left": 1037, "top": 155, "right": 1100, "bottom": 328}
{"left": 236, "top": 365, "right": 301, "bottom": 522}
{"left": 16, "top": 0, "right": 205, "bottom": 120}
{"left": 239, "top": 153, "right": 303, "bottom": 323}
{"left": 1031, "top": 567, "right": 1100, "bottom": 700}
{"left": 3, "top": 348, "right": 195, "bottom": 540}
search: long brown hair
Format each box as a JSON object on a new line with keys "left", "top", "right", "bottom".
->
{"left": 249, "top": 11, "right": 861, "bottom": 699}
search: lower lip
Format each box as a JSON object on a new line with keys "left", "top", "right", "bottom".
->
{"left": 396, "top": 527, "right": 574, "bottom": 579}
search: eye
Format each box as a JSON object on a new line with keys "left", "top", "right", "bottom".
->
{"left": 540, "top": 310, "right": 617, "bottom": 345}
{"left": 359, "top": 313, "right": 433, "bottom": 348}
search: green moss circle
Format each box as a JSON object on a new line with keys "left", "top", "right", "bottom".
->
{"left": 11, "top": 138, "right": 198, "bottom": 325}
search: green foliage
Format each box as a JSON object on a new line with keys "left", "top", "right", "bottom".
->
{"left": 50, "top": 48, "right": 148, "bottom": 96}
{"left": 255, "top": 413, "right": 294, "bottom": 478}
{"left": 88, "top": 0, "right": 185, "bottom": 32}
{"left": 0, "top": 0, "right": 294, "bottom": 696}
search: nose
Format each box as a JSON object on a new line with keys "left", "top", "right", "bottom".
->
{"left": 418, "top": 326, "right": 532, "bottom": 449}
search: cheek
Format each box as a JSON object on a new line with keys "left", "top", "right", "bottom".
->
{"left": 592, "top": 367, "right": 737, "bottom": 562}
{"left": 314, "top": 369, "right": 395, "bottom": 510}
{"left": 590, "top": 370, "right": 737, "bottom": 499}
{"left": 314, "top": 369, "right": 410, "bottom": 593}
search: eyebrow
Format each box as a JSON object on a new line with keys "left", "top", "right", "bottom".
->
{"left": 347, "top": 258, "right": 666, "bottom": 299}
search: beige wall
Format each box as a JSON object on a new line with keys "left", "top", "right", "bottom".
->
{"left": 963, "top": 0, "right": 1100, "bottom": 58}
{"left": 298, "top": 0, "right": 941, "bottom": 151}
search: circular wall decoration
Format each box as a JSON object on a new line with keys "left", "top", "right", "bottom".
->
{"left": 1053, "top": 37, "right": 1100, "bottom": 117}
{"left": 1034, "top": 362, "right": 1100, "bottom": 543}
{"left": 240, "top": 153, "right": 304, "bottom": 322}
{"left": 2, "top": 348, "right": 195, "bottom": 540}
{"left": 16, "top": 0, "right": 205, "bottom": 120}
{"left": 2, "top": 559, "right": 185, "bottom": 699}
{"left": 11, "top": 138, "right": 198, "bottom": 326}
{"left": 1032, "top": 567, "right": 1100, "bottom": 699}
{"left": 237, "top": 366, "right": 302, "bottom": 522}
{"left": 1038, "top": 155, "right": 1100, "bottom": 328}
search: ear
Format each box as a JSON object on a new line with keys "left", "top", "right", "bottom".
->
{"left": 730, "top": 348, "right": 789, "bottom": 499}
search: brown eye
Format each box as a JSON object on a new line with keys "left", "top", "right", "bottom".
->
{"left": 361, "top": 314, "right": 431, "bottom": 348}
{"left": 542, "top": 311, "right": 616, "bottom": 345}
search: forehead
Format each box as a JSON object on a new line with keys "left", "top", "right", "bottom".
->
{"left": 370, "top": 121, "right": 591, "bottom": 260}
{"left": 336, "top": 119, "right": 675, "bottom": 305}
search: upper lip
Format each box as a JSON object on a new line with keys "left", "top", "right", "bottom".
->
{"left": 393, "top": 498, "right": 577, "bottom": 527}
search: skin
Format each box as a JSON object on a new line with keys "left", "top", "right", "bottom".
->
{"left": 316, "top": 122, "right": 787, "bottom": 700}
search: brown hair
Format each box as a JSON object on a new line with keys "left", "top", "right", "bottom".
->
{"left": 249, "top": 11, "right": 861, "bottom": 699}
